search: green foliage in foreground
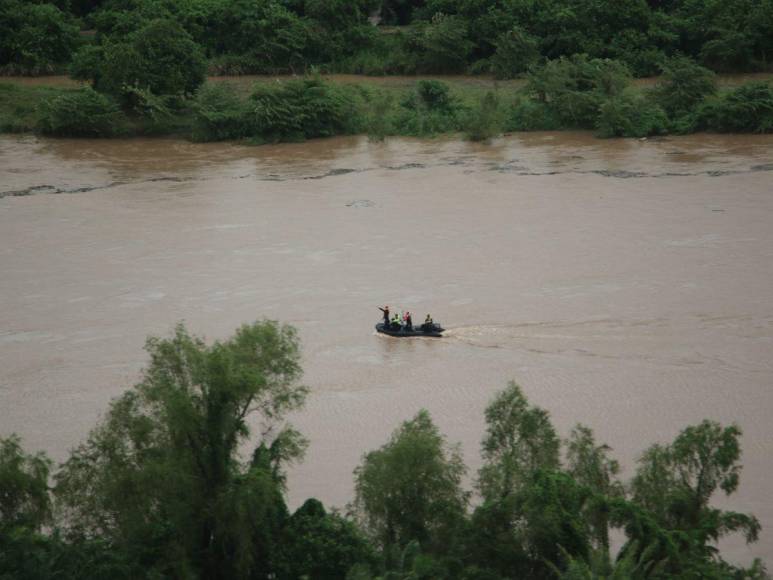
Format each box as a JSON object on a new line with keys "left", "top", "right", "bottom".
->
{"left": 54, "top": 320, "right": 307, "bottom": 578}
{"left": 0, "top": 321, "right": 767, "bottom": 579}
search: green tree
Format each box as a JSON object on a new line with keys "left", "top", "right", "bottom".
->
{"left": 0, "top": 1, "right": 79, "bottom": 75}
{"left": 209, "top": 0, "right": 312, "bottom": 73}
{"left": 0, "top": 435, "right": 51, "bottom": 532}
{"left": 54, "top": 320, "right": 307, "bottom": 578}
{"left": 629, "top": 420, "right": 761, "bottom": 575}
{"left": 477, "top": 381, "right": 560, "bottom": 501}
{"left": 96, "top": 18, "right": 206, "bottom": 98}
{"left": 410, "top": 13, "right": 472, "bottom": 74}
{"left": 491, "top": 27, "right": 540, "bottom": 79}
{"left": 278, "top": 498, "right": 377, "bottom": 579}
{"left": 565, "top": 425, "right": 625, "bottom": 568}
{"left": 352, "top": 410, "right": 468, "bottom": 566}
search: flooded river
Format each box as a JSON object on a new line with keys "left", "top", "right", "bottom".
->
{"left": 1, "top": 132, "right": 772, "bottom": 563}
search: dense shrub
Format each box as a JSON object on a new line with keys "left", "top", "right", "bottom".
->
{"left": 390, "top": 80, "right": 462, "bottom": 136}
{"left": 504, "top": 98, "right": 562, "bottom": 132}
{"left": 652, "top": 56, "right": 716, "bottom": 119}
{"left": 191, "top": 82, "right": 247, "bottom": 142}
{"left": 465, "top": 91, "right": 502, "bottom": 141}
{"left": 246, "top": 77, "right": 361, "bottom": 142}
{"left": 37, "top": 87, "right": 126, "bottom": 137}
{"left": 277, "top": 499, "right": 377, "bottom": 578}
{"left": 365, "top": 91, "right": 394, "bottom": 142}
{"left": 596, "top": 91, "right": 668, "bottom": 138}
{"left": 698, "top": 82, "right": 773, "bottom": 133}
{"left": 526, "top": 55, "right": 632, "bottom": 129}
{"left": 409, "top": 80, "right": 455, "bottom": 112}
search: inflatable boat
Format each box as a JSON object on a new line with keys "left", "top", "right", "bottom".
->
{"left": 375, "top": 322, "right": 445, "bottom": 337}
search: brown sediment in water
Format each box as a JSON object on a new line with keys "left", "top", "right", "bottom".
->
{"left": 1, "top": 132, "right": 772, "bottom": 564}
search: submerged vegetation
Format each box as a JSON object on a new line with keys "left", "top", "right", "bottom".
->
{"left": 0, "top": 320, "right": 767, "bottom": 579}
{"left": 1, "top": 0, "right": 773, "bottom": 141}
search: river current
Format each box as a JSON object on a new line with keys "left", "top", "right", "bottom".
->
{"left": 1, "top": 132, "right": 772, "bottom": 563}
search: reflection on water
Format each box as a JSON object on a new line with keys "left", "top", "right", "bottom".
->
{"left": 1, "top": 132, "right": 772, "bottom": 565}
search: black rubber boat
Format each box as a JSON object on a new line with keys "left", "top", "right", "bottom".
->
{"left": 375, "top": 322, "right": 445, "bottom": 337}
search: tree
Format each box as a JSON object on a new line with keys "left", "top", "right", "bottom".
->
{"left": 491, "top": 27, "right": 540, "bottom": 79}
{"left": 278, "top": 499, "right": 376, "bottom": 579}
{"left": 96, "top": 18, "right": 206, "bottom": 98}
{"left": 352, "top": 410, "right": 468, "bottom": 566}
{"left": 477, "top": 381, "right": 560, "bottom": 501}
{"left": 629, "top": 420, "right": 761, "bottom": 575}
{"left": 565, "top": 425, "right": 625, "bottom": 567}
{"left": 209, "top": 0, "right": 313, "bottom": 73}
{"left": 0, "top": 1, "right": 79, "bottom": 75}
{"left": 410, "top": 13, "right": 472, "bottom": 74}
{"left": 0, "top": 435, "right": 51, "bottom": 532}
{"left": 54, "top": 320, "right": 307, "bottom": 578}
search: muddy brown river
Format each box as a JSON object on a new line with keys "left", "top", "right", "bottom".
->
{"left": 1, "top": 132, "right": 772, "bottom": 563}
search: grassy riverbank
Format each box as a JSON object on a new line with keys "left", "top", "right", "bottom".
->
{"left": 2, "top": 65, "right": 773, "bottom": 142}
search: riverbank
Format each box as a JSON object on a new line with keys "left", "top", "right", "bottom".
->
{"left": 2, "top": 70, "right": 773, "bottom": 141}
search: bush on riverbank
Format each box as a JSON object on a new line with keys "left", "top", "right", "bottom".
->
{"left": 37, "top": 86, "right": 127, "bottom": 137}
{"left": 3, "top": 69, "right": 773, "bottom": 142}
{"left": 247, "top": 77, "right": 363, "bottom": 142}
{"left": 596, "top": 91, "right": 669, "bottom": 138}
{"left": 525, "top": 55, "right": 632, "bottom": 130}
{"left": 697, "top": 81, "right": 773, "bottom": 133}
{"left": 191, "top": 82, "right": 247, "bottom": 142}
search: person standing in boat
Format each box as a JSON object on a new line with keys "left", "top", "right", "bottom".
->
{"left": 423, "top": 314, "right": 433, "bottom": 331}
{"left": 405, "top": 312, "right": 413, "bottom": 331}
{"left": 379, "top": 305, "right": 390, "bottom": 326}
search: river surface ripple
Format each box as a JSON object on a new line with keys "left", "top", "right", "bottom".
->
{"left": 1, "top": 132, "right": 772, "bottom": 564}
